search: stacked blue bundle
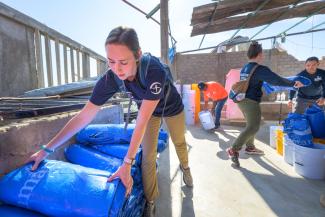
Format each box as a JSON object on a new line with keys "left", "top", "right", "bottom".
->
{"left": 0, "top": 124, "right": 166, "bottom": 216}
{"left": 304, "top": 104, "right": 325, "bottom": 139}
{"left": 65, "top": 144, "right": 145, "bottom": 216}
{"left": 0, "top": 160, "right": 126, "bottom": 217}
{"left": 283, "top": 113, "right": 313, "bottom": 147}
{"left": 0, "top": 204, "right": 46, "bottom": 217}
{"left": 77, "top": 124, "right": 169, "bottom": 153}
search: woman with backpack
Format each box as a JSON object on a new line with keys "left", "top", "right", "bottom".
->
{"left": 227, "top": 41, "right": 304, "bottom": 167}
{"left": 26, "top": 26, "right": 193, "bottom": 217}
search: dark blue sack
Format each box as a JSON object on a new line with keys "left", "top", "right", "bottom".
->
{"left": 304, "top": 104, "right": 325, "bottom": 138}
{"left": 0, "top": 160, "right": 126, "bottom": 217}
{"left": 283, "top": 113, "right": 313, "bottom": 147}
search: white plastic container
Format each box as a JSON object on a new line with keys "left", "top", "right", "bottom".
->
{"left": 199, "top": 111, "right": 215, "bottom": 130}
{"left": 269, "top": 126, "right": 283, "bottom": 149}
{"left": 284, "top": 135, "right": 295, "bottom": 165}
{"left": 294, "top": 144, "right": 325, "bottom": 180}
{"left": 183, "top": 90, "right": 195, "bottom": 125}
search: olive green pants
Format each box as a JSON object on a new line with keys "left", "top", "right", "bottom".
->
{"left": 142, "top": 110, "right": 189, "bottom": 201}
{"left": 232, "top": 98, "right": 261, "bottom": 151}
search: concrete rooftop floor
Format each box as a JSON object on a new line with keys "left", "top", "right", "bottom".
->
{"left": 156, "top": 121, "right": 325, "bottom": 217}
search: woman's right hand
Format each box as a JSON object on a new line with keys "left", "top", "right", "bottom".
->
{"left": 26, "top": 150, "right": 49, "bottom": 171}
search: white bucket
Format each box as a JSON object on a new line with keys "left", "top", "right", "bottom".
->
{"left": 199, "top": 111, "right": 215, "bottom": 130}
{"left": 284, "top": 135, "right": 295, "bottom": 165}
{"left": 182, "top": 84, "right": 192, "bottom": 94}
{"left": 269, "top": 126, "right": 283, "bottom": 149}
{"left": 294, "top": 144, "right": 325, "bottom": 180}
{"left": 183, "top": 90, "right": 195, "bottom": 125}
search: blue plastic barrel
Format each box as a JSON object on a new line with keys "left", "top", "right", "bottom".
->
{"left": 305, "top": 104, "right": 325, "bottom": 138}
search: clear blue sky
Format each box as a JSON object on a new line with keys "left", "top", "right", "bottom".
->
{"left": 2, "top": 0, "right": 325, "bottom": 61}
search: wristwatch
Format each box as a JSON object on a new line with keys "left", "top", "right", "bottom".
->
{"left": 123, "top": 157, "right": 135, "bottom": 165}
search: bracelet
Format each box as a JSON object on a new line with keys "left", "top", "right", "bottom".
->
{"left": 40, "top": 145, "right": 55, "bottom": 154}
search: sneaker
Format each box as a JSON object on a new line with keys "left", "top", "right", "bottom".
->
{"left": 143, "top": 201, "right": 155, "bottom": 217}
{"left": 245, "top": 147, "right": 264, "bottom": 155}
{"left": 180, "top": 165, "right": 193, "bottom": 187}
{"left": 227, "top": 147, "right": 240, "bottom": 167}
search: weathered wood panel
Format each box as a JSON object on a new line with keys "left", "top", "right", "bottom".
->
{"left": 192, "top": 1, "right": 325, "bottom": 36}
{"left": 191, "top": 0, "right": 309, "bottom": 26}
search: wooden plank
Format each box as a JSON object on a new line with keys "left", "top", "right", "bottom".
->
{"left": 63, "top": 44, "right": 69, "bottom": 83}
{"left": 34, "top": 30, "right": 44, "bottom": 88}
{"left": 82, "top": 53, "right": 90, "bottom": 78}
{"left": 0, "top": 2, "right": 106, "bottom": 62}
{"left": 44, "top": 35, "right": 53, "bottom": 87}
{"left": 76, "top": 50, "right": 81, "bottom": 81}
{"left": 160, "top": 0, "right": 169, "bottom": 64}
{"left": 191, "top": 0, "right": 310, "bottom": 26}
{"left": 70, "top": 47, "right": 75, "bottom": 82}
{"left": 191, "top": 1, "right": 325, "bottom": 36}
{"left": 55, "top": 39, "right": 62, "bottom": 85}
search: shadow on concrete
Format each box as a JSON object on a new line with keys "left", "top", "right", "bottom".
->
{"left": 180, "top": 186, "right": 195, "bottom": 217}
{"left": 238, "top": 158, "right": 325, "bottom": 217}
{"left": 156, "top": 143, "right": 172, "bottom": 217}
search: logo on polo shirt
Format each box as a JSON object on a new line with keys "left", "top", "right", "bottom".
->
{"left": 150, "top": 82, "right": 162, "bottom": 94}
{"left": 315, "top": 76, "right": 322, "bottom": 82}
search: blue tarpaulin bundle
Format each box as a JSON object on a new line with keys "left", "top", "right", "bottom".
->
{"left": 0, "top": 204, "right": 46, "bottom": 217}
{"left": 77, "top": 124, "right": 169, "bottom": 145}
{"left": 64, "top": 144, "right": 145, "bottom": 216}
{"left": 283, "top": 113, "right": 313, "bottom": 147}
{"left": 65, "top": 144, "right": 143, "bottom": 185}
{"left": 263, "top": 76, "right": 311, "bottom": 94}
{"left": 0, "top": 160, "right": 126, "bottom": 217}
{"left": 304, "top": 104, "right": 325, "bottom": 139}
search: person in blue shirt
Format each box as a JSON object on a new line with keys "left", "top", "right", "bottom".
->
{"left": 288, "top": 56, "right": 325, "bottom": 113}
{"left": 26, "top": 26, "right": 193, "bottom": 217}
{"left": 227, "top": 41, "right": 303, "bottom": 167}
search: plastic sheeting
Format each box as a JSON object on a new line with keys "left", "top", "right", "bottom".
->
{"left": 0, "top": 160, "right": 126, "bottom": 217}
{"left": 0, "top": 204, "right": 46, "bottom": 217}
{"left": 263, "top": 76, "right": 311, "bottom": 94}
{"left": 77, "top": 124, "right": 168, "bottom": 143}
{"left": 304, "top": 104, "right": 325, "bottom": 138}
{"left": 76, "top": 124, "right": 168, "bottom": 153}
{"left": 283, "top": 113, "right": 313, "bottom": 147}
{"left": 65, "top": 144, "right": 143, "bottom": 185}
{"left": 64, "top": 144, "right": 145, "bottom": 216}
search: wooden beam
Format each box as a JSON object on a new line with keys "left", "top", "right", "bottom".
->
{"left": 191, "top": 0, "right": 309, "bottom": 26}
{"left": 191, "top": 1, "right": 325, "bottom": 36}
{"left": 34, "top": 30, "right": 44, "bottom": 88}
{"left": 44, "top": 35, "right": 53, "bottom": 87}
{"left": 63, "top": 44, "right": 69, "bottom": 83}
{"left": 55, "top": 39, "right": 62, "bottom": 85}
{"left": 160, "top": 0, "right": 169, "bottom": 64}
{"left": 82, "top": 53, "right": 90, "bottom": 78}
{"left": 76, "top": 50, "right": 81, "bottom": 81}
{"left": 70, "top": 47, "right": 75, "bottom": 82}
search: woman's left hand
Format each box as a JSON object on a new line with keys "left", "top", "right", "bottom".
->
{"left": 316, "top": 97, "right": 325, "bottom": 106}
{"left": 107, "top": 163, "right": 133, "bottom": 197}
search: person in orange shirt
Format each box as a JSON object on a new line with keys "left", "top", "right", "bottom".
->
{"left": 198, "top": 81, "right": 228, "bottom": 129}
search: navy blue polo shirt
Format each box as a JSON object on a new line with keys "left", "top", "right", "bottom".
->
{"left": 90, "top": 56, "right": 184, "bottom": 117}
{"left": 289, "top": 68, "right": 325, "bottom": 100}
